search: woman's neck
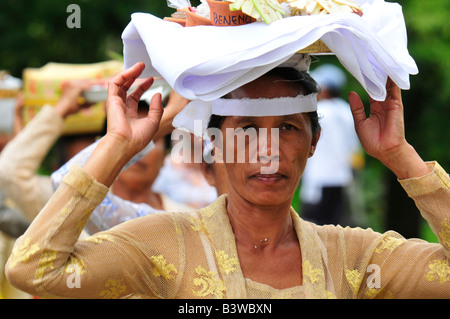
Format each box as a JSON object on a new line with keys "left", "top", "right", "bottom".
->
{"left": 225, "top": 191, "right": 303, "bottom": 289}
{"left": 225, "top": 192, "right": 295, "bottom": 250}
{"left": 112, "top": 181, "right": 163, "bottom": 210}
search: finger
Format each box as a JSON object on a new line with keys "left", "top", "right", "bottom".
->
{"left": 127, "top": 77, "right": 155, "bottom": 106}
{"left": 384, "top": 80, "right": 405, "bottom": 135}
{"left": 147, "top": 93, "right": 164, "bottom": 128}
{"left": 108, "top": 63, "right": 145, "bottom": 98}
{"left": 125, "top": 77, "right": 155, "bottom": 119}
{"left": 119, "top": 77, "right": 136, "bottom": 101}
{"left": 386, "top": 77, "right": 402, "bottom": 105}
{"left": 111, "top": 62, "right": 145, "bottom": 87}
{"left": 348, "top": 91, "right": 367, "bottom": 127}
{"left": 121, "top": 75, "right": 139, "bottom": 94}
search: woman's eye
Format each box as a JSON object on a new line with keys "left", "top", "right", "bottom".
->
{"left": 241, "top": 125, "right": 257, "bottom": 131}
{"left": 280, "top": 124, "right": 295, "bottom": 131}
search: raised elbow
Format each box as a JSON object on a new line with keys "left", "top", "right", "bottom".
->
{"left": 4, "top": 256, "right": 35, "bottom": 295}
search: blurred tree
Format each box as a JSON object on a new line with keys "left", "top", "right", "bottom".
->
{"left": 383, "top": 0, "right": 450, "bottom": 239}
{"left": 0, "top": 0, "right": 173, "bottom": 77}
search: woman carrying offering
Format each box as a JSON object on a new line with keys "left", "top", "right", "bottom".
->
{"left": 6, "top": 62, "right": 449, "bottom": 299}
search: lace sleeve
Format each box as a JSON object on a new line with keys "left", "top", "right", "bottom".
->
{"left": 338, "top": 162, "right": 450, "bottom": 298}
{"left": 6, "top": 166, "right": 184, "bottom": 298}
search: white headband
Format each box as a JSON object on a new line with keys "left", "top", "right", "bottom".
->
{"left": 172, "top": 93, "right": 318, "bottom": 136}
{"left": 211, "top": 93, "right": 317, "bottom": 117}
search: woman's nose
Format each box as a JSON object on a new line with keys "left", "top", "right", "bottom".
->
{"left": 254, "top": 128, "right": 280, "bottom": 164}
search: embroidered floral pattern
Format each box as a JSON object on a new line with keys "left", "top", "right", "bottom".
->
{"left": 425, "top": 259, "right": 450, "bottom": 284}
{"left": 8, "top": 237, "right": 40, "bottom": 268}
{"left": 83, "top": 234, "right": 115, "bottom": 244}
{"left": 374, "top": 236, "right": 405, "bottom": 253}
{"left": 215, "top": 250, "right": 239, "bottom": 275}
{"left": 201, "top": 204, "right": 217, "bottom": 219}
{"left": 326, "top": 290, "right": 336, "bottom": 299}
{"left": 193, "top": 265, "right": 226, "bottom": 298}
{"left": 365, "top": 288, "right": 379, "bottom": 298}
{"left": 366, "top": 288, "right": 394, "bottom": 299}
{"left": 439, "top": 219, "right": 450, "bottom": 248}
{"left": 150, "top": 255, "right": 178, "bottom": 280}
{"left": 345, "top": 269, "right": 363, "bottom": 296}
{"left": 35, "top": 250, "right": 58, "bottom": 279}
{"left": 188, "top": 216, "right": 209, "bottom": 237}
{"left": 99, "top": 278, "right": 127, "bottom": 299}
{"left": 303, "top": 260, "right": 324, "bottom": 284}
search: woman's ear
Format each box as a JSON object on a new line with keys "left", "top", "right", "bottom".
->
{"left": 200, "top": 161, "right": 216, "bottom": 187}
{"left": 309, "top": 130, "right": 321, "bottom": 157}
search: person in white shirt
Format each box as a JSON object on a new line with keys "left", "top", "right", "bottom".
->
{"left": 300, "top": 64, "right": 362, "bottom": 226}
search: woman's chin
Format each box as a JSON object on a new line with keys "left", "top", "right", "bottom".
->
{"left": 245, "top": 188, "right": 293, "bottom": 207}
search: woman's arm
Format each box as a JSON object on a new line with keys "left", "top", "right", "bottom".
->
{"left": 0, "top": 105, "right": 63, "bottom": 221}
{"left": 0, "top": 80, "right": 96, "bottom": 221}
{"left": 5, "top": 63, "right": 167, "bottom": 298}
{"left": 347, "top": 79, "right": 449, "bottom": 298}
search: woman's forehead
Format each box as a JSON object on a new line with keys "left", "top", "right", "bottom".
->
{"left": 225, "top": 114, "right": 306, "bottom": 126}
{"left": 227, "top": 75, "right": 304, "bottom": 99}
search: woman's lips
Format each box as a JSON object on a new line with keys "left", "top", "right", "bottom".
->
{"left": 251, "top": 173, "right": 285, "bottom": 184}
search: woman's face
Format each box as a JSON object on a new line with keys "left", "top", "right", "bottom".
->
{"left": 116, "top": 138, "right": 166, "bottom": 190}
{"left": 219, "top": 74, "right": 318, "bottom": 207}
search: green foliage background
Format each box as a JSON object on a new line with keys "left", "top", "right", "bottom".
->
{"left": 0, "top": 0, "right": 448, "bottom": 239}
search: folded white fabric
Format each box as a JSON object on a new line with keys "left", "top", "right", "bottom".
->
{"left": 122, "top": 0, "right": 417, "bottom": 103}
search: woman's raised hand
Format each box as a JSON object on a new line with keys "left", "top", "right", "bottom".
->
{"left": 106, "top": 62, "right": 164, "bottom": 156}
{"left": 83, "top": 63, "right": 164, "bottom": 187}
{"left": 349, "top": 78, "right": 406, "bottom": 161}
{"left": 349, "top": 78, "right": 430, "bottom": 179}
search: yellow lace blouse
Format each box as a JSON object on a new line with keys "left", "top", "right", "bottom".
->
{"left": 5, "top": 162, "right": 450, "bottom": 298}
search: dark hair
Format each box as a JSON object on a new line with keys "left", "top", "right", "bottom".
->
{"left": 207, "top": 67, "right": 321, "bottom": 136}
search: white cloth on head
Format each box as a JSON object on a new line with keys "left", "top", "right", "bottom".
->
{"left": 122, "top": 0, "right": 417, "bottom": 103}
{"left": 172, "top": 93, "right": 318, "bottom": 136}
